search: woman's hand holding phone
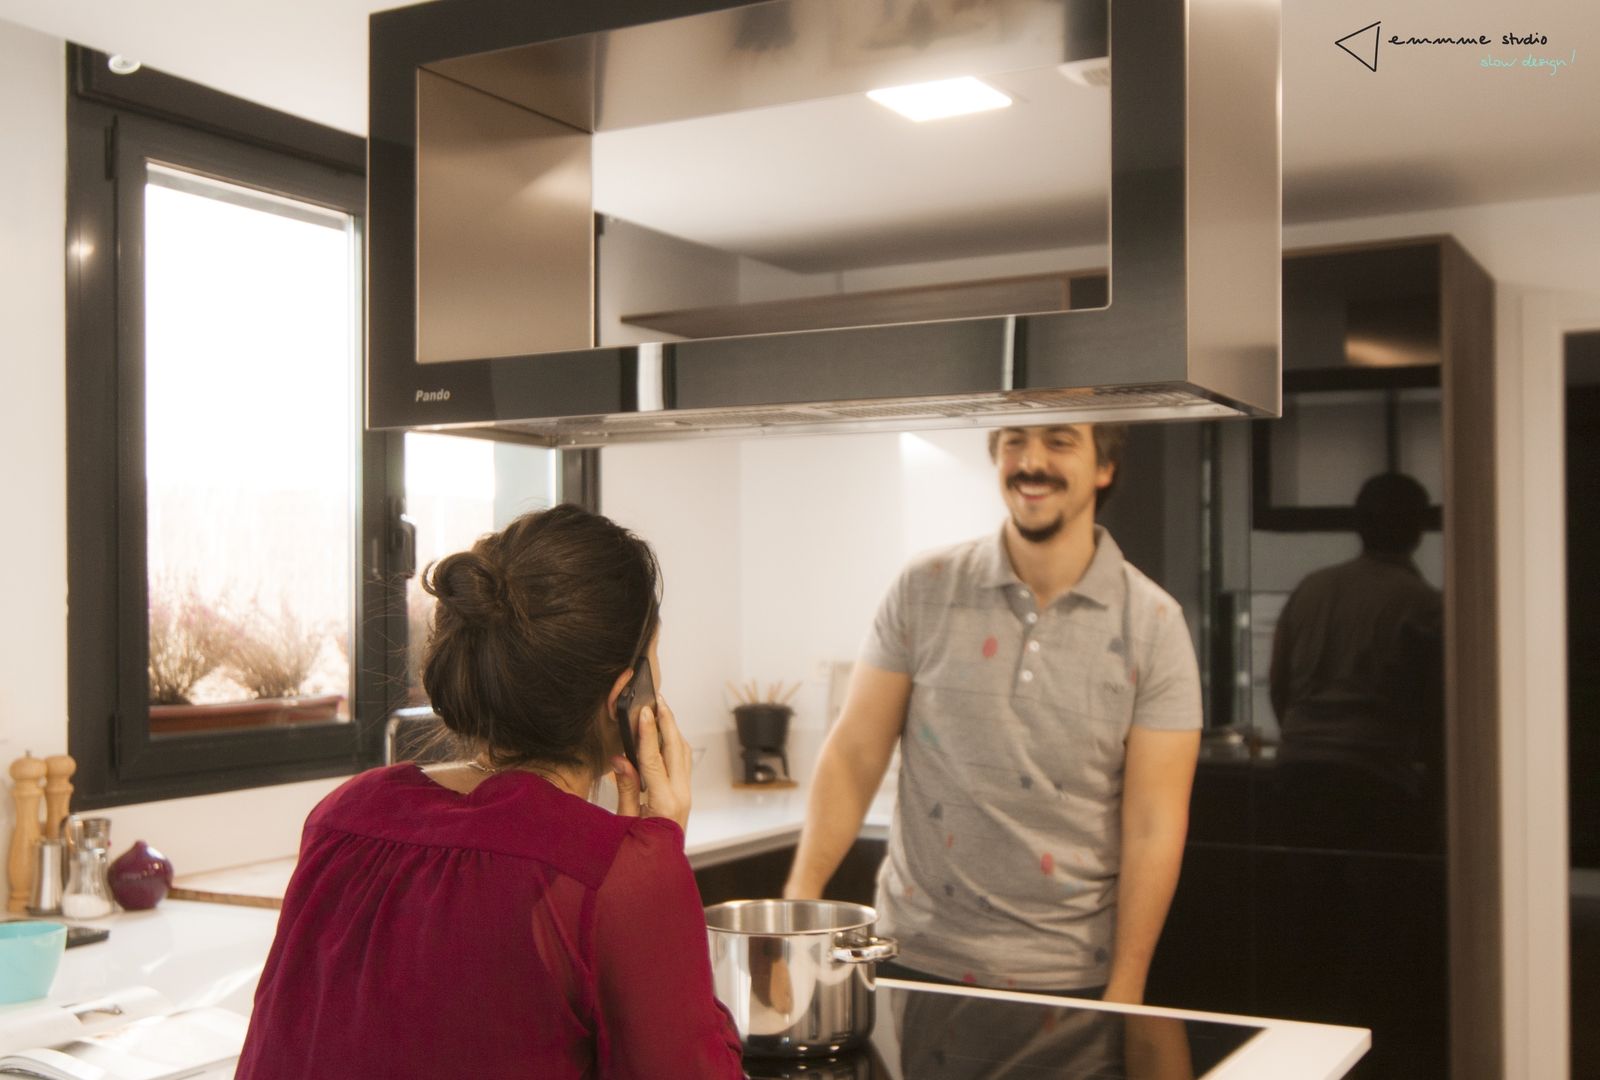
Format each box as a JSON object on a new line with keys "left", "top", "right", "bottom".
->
{"left": 612, "top": 697, "right": 692, "bottom": 833}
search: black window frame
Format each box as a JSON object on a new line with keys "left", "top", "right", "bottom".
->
{"left": 65, "top": 46, "right": 406, "bottom": 808}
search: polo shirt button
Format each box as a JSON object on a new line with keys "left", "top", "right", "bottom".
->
{"left": 1020, "top": 670, "right": 1035, "bottom": 683}
{"left": 1027, "top": 641, "right": 1040, "bottom": 653}
{"left": 1025, "top": 613, "right": 1038, "bottom": 625}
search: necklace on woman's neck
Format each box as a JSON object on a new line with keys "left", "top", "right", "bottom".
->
{"left": 464, "top": 757, "right": 586, "bottom": 798}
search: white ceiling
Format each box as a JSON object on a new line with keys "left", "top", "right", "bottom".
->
{"left": 0, "top": 0, "right": 1595, "bottom": 233}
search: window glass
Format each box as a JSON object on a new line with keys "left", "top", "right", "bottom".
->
{"left": 401, "top": 433, "right": 560, "bottom": 702}
{"left": 143, "top": 164, "right": 359, "bottom": 734}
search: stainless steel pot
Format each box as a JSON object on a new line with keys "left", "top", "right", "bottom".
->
{"left": 705, "top": 899, "right": 897, "bottom": 1057}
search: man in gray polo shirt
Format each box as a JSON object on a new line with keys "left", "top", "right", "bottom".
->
{"left": 785, "top": 423, "right": 1201, "bottom": 1002}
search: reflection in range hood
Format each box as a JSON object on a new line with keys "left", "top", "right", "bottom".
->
{"left": 366, "top": 0, "right": 1283, "bottom": 444}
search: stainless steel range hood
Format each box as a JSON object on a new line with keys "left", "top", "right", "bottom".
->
{"left": 366, "top": 0, "right": 1282, "bottom": 443}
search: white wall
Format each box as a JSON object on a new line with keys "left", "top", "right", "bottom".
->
{"left": 740, "top": 429, "right": 1003, "bottom": 772}
{"left": 599, "top": 440, "right": 745, "bottom": 791}
{"left": 0, "top": 22, "right": 343, "bottom": 885}
{"left": 0, "top": 0, "right": 374, "bottom": 135}
{"left": 598, "top": 429, "right": 1005, "bottom": 793}
{"left": 0, "top": 19, "right": 68, "bottom": 848}
{"left": 1284, "top": 192, "right": 1600, "bottom": 290}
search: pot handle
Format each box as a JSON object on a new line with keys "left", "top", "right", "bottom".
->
{"left": 831, "top": 935, "right": 898, "bottom": 965}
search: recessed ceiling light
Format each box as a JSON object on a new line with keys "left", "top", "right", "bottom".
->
{"left": 866, "top": 77, "right": 1012, "bottom": 122}
{"left": 107, "top": 55, "right": 142, "bottom": 75}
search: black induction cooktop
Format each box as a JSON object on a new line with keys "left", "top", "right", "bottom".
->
{"left": 743, "top": 983, "right": 1263, "bottom": 1079}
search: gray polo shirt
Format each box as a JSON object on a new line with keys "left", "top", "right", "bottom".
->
{"left": 861, "top": 525, "right": 1201, "bottom": 990}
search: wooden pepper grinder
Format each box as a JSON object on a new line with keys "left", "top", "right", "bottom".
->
{"left": 7, "top": 753, "right": 48, "bottom": 913}
{"left": 43, "top": 755, "right": 76, "bottom": 841}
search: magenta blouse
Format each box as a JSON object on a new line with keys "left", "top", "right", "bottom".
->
{"left": 235, "top": 764, "right": 745, "bottom": 1079}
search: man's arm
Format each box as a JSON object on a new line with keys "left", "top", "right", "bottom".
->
{"left": 783, "top": 664, "right": 910, "bottom": 899}
{"left": 1103, "top": 725, "right": 1200, "bottom": 1004}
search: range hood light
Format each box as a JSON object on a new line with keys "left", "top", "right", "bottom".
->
{"left": 866, "top": 77, "right": 1011, "bottom": 122}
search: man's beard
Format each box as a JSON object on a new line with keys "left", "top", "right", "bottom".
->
{"left": 1013, "top": 512, "right": 1066, "bottom": 544}
{"left": 1008, "top": 471, "right": 1067, "bottom": 543}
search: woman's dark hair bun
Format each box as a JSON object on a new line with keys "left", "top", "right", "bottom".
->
{"left": 418, "top": 504, "right": 661, "bottom": 773}
{"left": 427, "top": 550, "right": 512, "bottom": 628}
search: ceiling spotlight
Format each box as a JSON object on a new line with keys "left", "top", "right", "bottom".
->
{"left": 866, "top": 77, "right": 1012, "bottom": 122}
{"left": 107, "top": 55, "right": 142, "bottom": 76}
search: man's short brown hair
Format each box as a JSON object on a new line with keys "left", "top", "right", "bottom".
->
{"left": 986, "top": 423, "right": 1130, "bottom": 510}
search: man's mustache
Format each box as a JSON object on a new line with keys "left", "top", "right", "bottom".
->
{"left": 1008, "top": 472, "right": 1065, "bottom": 492}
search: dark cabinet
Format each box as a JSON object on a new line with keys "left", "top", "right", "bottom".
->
{"left": 1147, "top": 235, "right": 1495, "bottom": 1080}
{"left": 693, "top": 838, "right": 886, "bottom": 908}
{"left": 1255, "top": 240, "right": 1456, "bottom": 533}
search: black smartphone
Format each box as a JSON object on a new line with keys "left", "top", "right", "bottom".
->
{"left": 66, "top": 925, "right": 110, "bottom": 948}
{"left": 613, "top": 653, "right": 657, "bottom": 778}
{"left": 0, "top": 921, "right": 108, "bottom": 948}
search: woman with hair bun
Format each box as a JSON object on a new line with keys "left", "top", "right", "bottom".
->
{"left": 237, "top": 504, "right": 744, "bottom": 1079}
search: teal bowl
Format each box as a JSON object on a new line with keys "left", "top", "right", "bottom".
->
{"left": 0, "top": 921, "right": 67, "bottom": 1004}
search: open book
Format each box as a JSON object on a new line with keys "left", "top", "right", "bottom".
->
{"left": 0, "top": 988, "right": 246, "bottom": 1080}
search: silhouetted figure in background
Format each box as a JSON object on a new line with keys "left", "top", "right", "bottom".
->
{"left": 1269, "top": 473, "right": 1444, "bottom": 852}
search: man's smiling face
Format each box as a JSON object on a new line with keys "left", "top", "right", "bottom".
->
{"left": 993, "top": 425, "right": 1114, "bottom": 544}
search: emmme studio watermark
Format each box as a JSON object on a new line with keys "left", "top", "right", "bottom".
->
{"left": 1335, "top": 22, "right": 1578, "bottom": 76}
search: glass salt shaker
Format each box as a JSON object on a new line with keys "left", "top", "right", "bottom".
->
{"left": 62, "top": 815, "right": 116, "bottom": 919}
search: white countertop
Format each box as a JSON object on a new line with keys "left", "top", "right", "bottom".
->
{"left": 167, "top": 783, "right": 893, "bottom": 903}
{"left": 15, "top": 902, "right": 1367, "bottom": 1079}
{"left": 684, "top": 786, "right": 893, "bottom": 866}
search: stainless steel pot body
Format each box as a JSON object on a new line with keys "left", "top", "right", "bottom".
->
{"left": 705, "top": 899, "right": 897, "bottom": 1057}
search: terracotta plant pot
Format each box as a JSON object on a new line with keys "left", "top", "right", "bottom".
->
{"left": 148, "top": 693, "right": 345, "bottom": 734}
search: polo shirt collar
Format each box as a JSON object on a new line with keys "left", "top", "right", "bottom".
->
{"left": 980, "top": 524, "right": 1126, "bottom": 608}
{"left": 978, "top": 526, "right": 1022, "bottom": 587}
{"left": 1072, "top": 526, "right": 1125, "bottom": 609}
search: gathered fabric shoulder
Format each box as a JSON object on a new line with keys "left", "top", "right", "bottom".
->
{"left": 304, "top": 763, "right": 637, "bottom": 890}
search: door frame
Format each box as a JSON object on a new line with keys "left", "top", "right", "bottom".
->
{"left": 1499, "top": 288, "right": 1600, "bottom": 1080}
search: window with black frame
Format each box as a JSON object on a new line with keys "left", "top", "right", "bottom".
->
{"left": 65, "top": 46, "right": 406, "bottom": 806}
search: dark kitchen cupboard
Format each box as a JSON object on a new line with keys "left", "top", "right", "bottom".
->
{"left": 1142, "top": 236, "right": 1495, "bottom": 1080}
{"left": 693, "top": 838, "right": 886, "bottom": 908}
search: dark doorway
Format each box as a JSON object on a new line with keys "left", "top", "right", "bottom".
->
{"left": 1566, "top": 329, "right": 1600, "bottom": 1080}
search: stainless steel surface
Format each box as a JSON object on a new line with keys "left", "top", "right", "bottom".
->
{"left": 383, "top": 706, "right": 451, "bottom": 765}
{"left": 429, "top": 0, "right": 1083, "bottom": 136}
{"left": 1184, "top": 0, "right": 1285, "bottom": 418}
{"left": 706, "top": 899, "right": 897, "bottom": 1057}
{"left": 26, "top": 838, "right": 64, "bottom": 917}
{"left": 472, "top": 386, "right": 1240, "bottom": 446}
{"left": 65, "top": 816, "right": 111, "bottom": 853}
{"left": 416, "top": 69, "right": 593, "bottom": 364}
{"left": 371, "top": 0, "right": 1282, "bottom": 434}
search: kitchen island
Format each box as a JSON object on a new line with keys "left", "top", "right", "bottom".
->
{"left": 24, "top": 900, "right": 1367, "bottom": 1078}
